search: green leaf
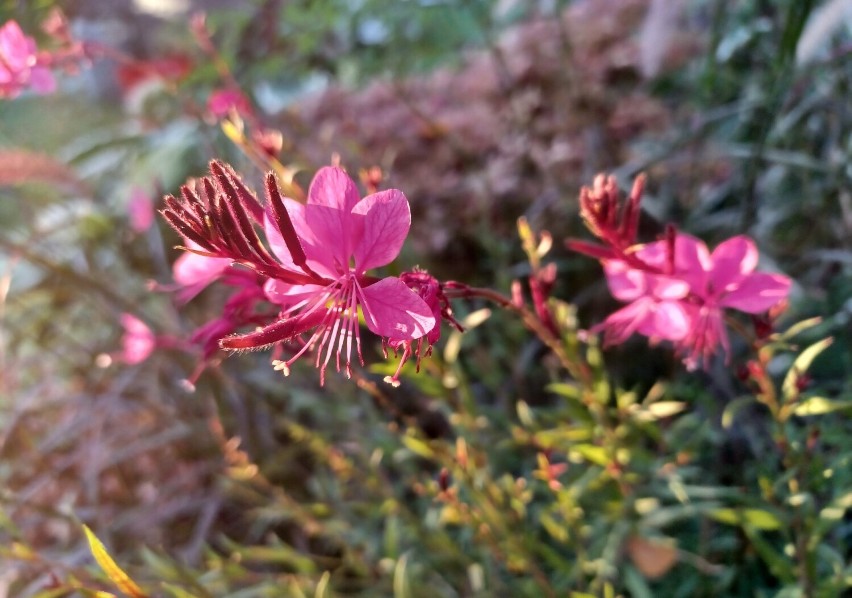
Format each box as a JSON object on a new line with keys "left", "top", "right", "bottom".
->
{"left": 722, "top": 396, "right": 758, "bottom": 428}
{"left": 792, "top": 397, "right": 852, "bottom": 416}
{"left": 708, "top": 508, "right": 784, "bottom": 531}
{"left": 314, "top": 571, "right": 331, "bottom": 598}
{"left": 393, "top": 553, "right": 411, "bottom": 598}
{"left": 782, "top": 337, "right": 833, "bottom": 401}
{"left": 401, "top": 434, "right": 435, "bottom": 459}
{"left": 571, "top": 444, "right": 609, "bottom": 467}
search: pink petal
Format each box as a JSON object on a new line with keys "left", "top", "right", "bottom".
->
{"left": 264, "top": 278, "right": 326, "bottom": 306}
{"left": 634, "top": 233, "right": 711, "bottom": 293}
{"left": 308, "top": 166, "right": 361, "bottom": 213}
{"left": 128, "top": 187, "right": 154, "bottom": 232}
{"left": 604, "top": 261, "right": 688, "bottom": 302}
{"left": 710, "top": 235, "right": 758, "bottom": 291}
{"left": 29, "top": 66, "right": 55, "bottom": 95}
{"left": 120, "top": 313, "right": 156, "bottom": 364}
{"left": 604, "top": 260, "right": 646, "bottom": 301}
{"left": 598, "top": 299, "right": 653, "bottom": 345}
{"left": 352, "top": 189, "right": 410, "bottom": 272}
{"left": 360, "top": 277, "right": 436, "bottom": 340}
{"left": 172, "top": 242, "right": 231, "bottom": 302}
{"left": 719, "top": 272, "right": 791, "bottom": 313}
{"left": 263, "top": 207, "right": 301, "bottom": 269}
{"left": 641, "top": 300, "right": 691, "bottom": 340}
{"left": 673, "top": 234, "right": 711, "bottom": 273}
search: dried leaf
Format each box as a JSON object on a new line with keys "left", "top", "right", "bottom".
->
{"left": 626, "top": 535, "right": 679, "bottom": 579}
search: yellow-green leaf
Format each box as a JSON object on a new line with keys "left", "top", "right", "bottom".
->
{"left": 402, "top": 435, "right": 435, "bottom": 459}
{"left": 782, "top": 337, "right": 833, "bottom": 401}
{"left": 793, "top": 397, "right": 852, "bottom": 416}
{"left": 82, "top": 525, "right": 148, "bottom": 598}
{"left": 709, "top": 508, "right": 783, "bottom": 531}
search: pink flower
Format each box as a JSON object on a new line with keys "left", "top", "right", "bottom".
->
{"left": 247, "top": 167, "right": 436, "bottom": 382}
{"left": 119, "top": 313, "right": 156, "bottom": 364}
{"left": 172, "top": 240, "right": 233, "bottom": 303}
{"left": 0, "top": 20, "right": 56, "bottom": 98}
{"left": 161, "top": 161, "right": 436, "bottom": 384}
{"left": 128, "top": 187, "right": 155, "bottom": 232}
{"left": 207, "top": 88, "right": 253, "bottom": 119}
{"left": 382, "top": 270, "right": 462, "bottom": 386}
{"left": 597, "top": 259, "right": 691, "bottom": 345}
{"left": 600, "top": 233, "right": 791, "bottom": 368}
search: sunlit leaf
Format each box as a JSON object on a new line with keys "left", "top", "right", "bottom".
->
{"left": 709, "top": 508, "right": 784, "bottom": 531}
{"left": 82, "top": 525, "right": 148, "bottom": 598}
{"left": 782, "top": 337, "right": 833, "bottom": 401}
{"left": 792, "top": 397, "right": 852, "bottom": 416}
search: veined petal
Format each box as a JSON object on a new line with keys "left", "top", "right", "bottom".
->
{"left": 352, "top": 189, "right": 410, "bottom": 272}
{"left": 264, "top": 278, "right": 327, "bottom": 306}
{"left": 710, "top": 235, "right": 759, "bottom": 291}
{"left": 305, "top": 167, "right": 361, "bottom": 265}
{"left": 720, "top": 272, "right": 791, "bottom": 313}
{"left": 360, "top": 277, "right": 435, "bottom": 340}
{"left": 308, "top": 166, "right": 361, "bottom": 212}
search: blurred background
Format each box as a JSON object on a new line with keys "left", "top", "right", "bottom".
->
{"left": 1, "top": 0, "right": 850, "bottom": 596}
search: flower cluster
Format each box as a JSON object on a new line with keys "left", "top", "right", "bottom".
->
{"left": 0, "top": 20, "right": 56, "bottom": 98}
{"left": 161, "top": 161, "right": 450, "bottom": 385}
{"left": 568, "top": 174, "right": 791, "bottom": 369}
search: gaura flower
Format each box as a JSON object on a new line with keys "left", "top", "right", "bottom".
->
{"left": 161, "top": 161, "right": 436, "bottom": 384}
{"left": 207, "top": 87, "right": 253, "bottom": 119}
{"left": 254, "top": 166, "right": 436, "bottom": 382}
{"left": 119, "top": 313, "right": 156, "bottom": 364}
{"left": 128, "top": 187, "right": 155, "bottom": 233}
{"left": 597, "top": 259, "right": 691, "bottom": 346}
{"left": 0, "top": 20, "right": 56, "bottom": 98}
{"left": 599, "top": 233, "right": 791, "bottom": 368}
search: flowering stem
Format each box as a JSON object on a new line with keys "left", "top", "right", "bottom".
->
{"left": 444, "top": 284, "right": 591, "bottom": 385}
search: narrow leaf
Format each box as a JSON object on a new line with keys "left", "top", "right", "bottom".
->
{"left": 82, "top": 525, "right": 148, "bottom": 598}
{"left": 782, "top": 337, "right": 833, "bottom": 401}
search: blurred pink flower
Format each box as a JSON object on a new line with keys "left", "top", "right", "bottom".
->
{"left": 670, "top": 234, "right": 791, "bottom": 368}
{"left": 172, "top": 240, "right": 232, "bottom": 303}
{"left": 119, "top": 313, "right": 156, "bottom": 364}
{"left": 128, "top": 187, "right": 155, "bottom": 232}
{"left": 597, "top": 259, "right": 691, "bottom": 345}
{"left": 0, "top": 20, "right": 55, "bottom": 98}
{"left": 233, "top": 166, "right": 436, "bottom": 383}
{"left": 599, "top": 234, "right": 791, "bottom": 368}
{"left": 207, "top": 88, "right": 252, "bottom": 119}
